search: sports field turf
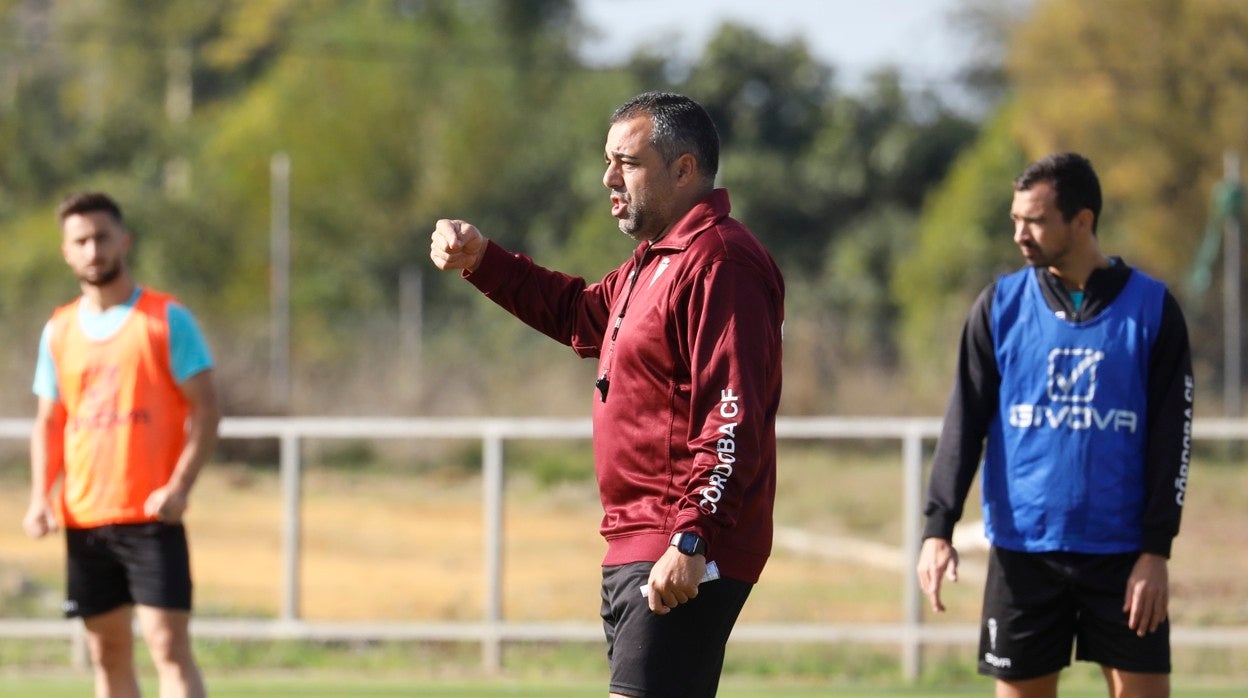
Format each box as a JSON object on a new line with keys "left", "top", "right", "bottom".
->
{"left": 0, "top": 676, "right": 1243, "bottom": 697}
{"left": 4, "top": 453, "right": 1248, "bottom": 695}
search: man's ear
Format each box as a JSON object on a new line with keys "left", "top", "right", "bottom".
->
{"left": 1075, "top": 208, "right": 1096, "bottom": 236}
{"left": 672, "top": 153, "right": 698, "bottom": 187}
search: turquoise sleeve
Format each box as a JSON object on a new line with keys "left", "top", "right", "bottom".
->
{"left": 167, "top": 304, "right": 214, "bottom": 383}
{"left": 32, "top": 322, "right": 59, "bottom": 400}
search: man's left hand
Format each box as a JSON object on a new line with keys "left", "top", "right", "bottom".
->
{"left": 645, "top": 546, "right": 706, "bottom": 615}
{"left": 144, "top": 485, "right": 189, "bottom": 523}
{"left": 1124, "top": 552, "right": 1169, "bottom": 636}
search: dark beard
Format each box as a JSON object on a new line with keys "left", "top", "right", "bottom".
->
{"left": 80, "top": 261, "right": 123, "bottom": 287}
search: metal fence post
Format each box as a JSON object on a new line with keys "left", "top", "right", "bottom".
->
{"left": 901, "top": 428, "right": 924, "bottom": 681}
{"left": 70, "top": 621, "right": 88, "bottom": 671}
{"left": 280, "top": 430, "right": 302, "bottom": 622}
{"left": 482, "top": 430, "right": 505, "bottom": 673}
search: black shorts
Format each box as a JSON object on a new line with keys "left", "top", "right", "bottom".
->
{"left": 979, "top": 546, "right": 1170, "bottom": 680}
{"left": 64, "top": 523, "right": 193, "bottom": 618}
{"left": 600, "top": 562, "right": 752, "bottom": 698}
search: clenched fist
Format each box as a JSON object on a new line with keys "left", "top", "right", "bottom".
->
{"left": 430, "top": 219, "right": 487, "bottom": 273}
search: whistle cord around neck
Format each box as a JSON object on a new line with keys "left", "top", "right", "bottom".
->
{"left": 596, "top": 244, "right": 652, "bottom": 402}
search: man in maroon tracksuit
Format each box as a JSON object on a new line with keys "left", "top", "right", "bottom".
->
{"left": 429, "top": 91, "right": 784, "bottom": 697}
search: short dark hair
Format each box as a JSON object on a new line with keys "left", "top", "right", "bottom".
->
{"left": 611, "top": 91, "right": 720, "bottom": 184}
{"left": 1014, "top": 152, "right": 1102, "bottom": 233}
{"left": 56, "top": 191, "right": 124, "bottom": 225}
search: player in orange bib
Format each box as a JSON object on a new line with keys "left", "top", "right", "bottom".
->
{"left": 24, "top": 192, "right": 220, "bottom": 698}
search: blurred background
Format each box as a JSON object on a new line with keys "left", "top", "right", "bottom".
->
{"left": 4, "top": 0, "right": 1244, "bottom": 421}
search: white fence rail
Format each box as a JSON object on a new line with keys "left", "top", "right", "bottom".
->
{"left": 2, "top": 416, "right": 1247, "bottom": 680}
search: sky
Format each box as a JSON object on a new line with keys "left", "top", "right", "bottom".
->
{"left": 576, "top": 0, "right": 971, "bottom": 91}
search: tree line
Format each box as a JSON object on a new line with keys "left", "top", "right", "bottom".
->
{"left": 1, "top": 0, "right": 1244, "bottom": 418}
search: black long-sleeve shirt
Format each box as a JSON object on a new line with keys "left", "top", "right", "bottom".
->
{"left": 922, "top": 259, "right": 1194, "bottom": 557}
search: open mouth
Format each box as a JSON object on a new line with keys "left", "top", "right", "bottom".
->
{"left": 611, "top": 193, "right": 628, "bottom": 218}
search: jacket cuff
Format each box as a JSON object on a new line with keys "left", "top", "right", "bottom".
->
{"left": 462, "top": 241, "right": 511, "bottom": 293}
{"left": 672, "top": 512, "right": 713, "bottom": 547}
{"left": 922, "top": 513, "right": 958, "bottom": 541}
{"left": 1140, "top": 528, "right": 1174, "bottom": 558}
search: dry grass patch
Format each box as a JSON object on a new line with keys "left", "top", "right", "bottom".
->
{"left": 1, "top": 449, "right": 1245, "bottom": 633}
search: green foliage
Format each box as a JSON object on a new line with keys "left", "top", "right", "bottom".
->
{"left": 0, "top": 206, "right": 74, "bottom": 328}
{"left": 508, "top": 441, "right": 594, "bottom": 487}
{"left": 309, "top": 439, "right": 378, "bottom": 471}
{"left": 0, "top": 0, "right": 980, "bottom": 417}
{"left": 684, "top": 31, "right": 977, "bottom": 278}
{"left": 670, "top": 26, "right": 978, "bottom": 411}
{"left": 893, "top": 105, "right": 1027, "bottom": 395}
{"left": 1006, "top": 0, "right": 1248, "bottom": 385}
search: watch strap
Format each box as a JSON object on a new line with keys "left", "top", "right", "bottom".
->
{"left": 670, "top": 531, "right": 707, "bottom": 556}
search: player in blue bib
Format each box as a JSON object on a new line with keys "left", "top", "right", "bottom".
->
{"left": 916, "top": 153, "right": 1193, "bottom": 698}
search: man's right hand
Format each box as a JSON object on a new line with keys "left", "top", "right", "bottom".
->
{"left": 430, "top": 219, "right": 487, "bottom": 273}
{"left": 916, "top": 537, "right": 959, "bottom": 613}
{"left": 22, "top": 499, "right": 57, "bottom": 539}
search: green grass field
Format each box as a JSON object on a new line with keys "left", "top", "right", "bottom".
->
{"left": 3, "top": 443, "right": 1248, "bottom": 694}
{"left": 2, "top": 639, "right": 1245, "bottom": 698}
{"left": 0, "top": 675, "right": 1244, "bottom": 697}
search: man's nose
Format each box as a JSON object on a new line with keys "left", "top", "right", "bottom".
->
{"left": 603, "top": 163, "right": 621, "bottom": 189}
{"left": 1013, "top": 223, "right": 1029, "bottom": 244}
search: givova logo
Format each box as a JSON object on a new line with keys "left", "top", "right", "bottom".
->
{"left": 1047, "top": 348, "right": 1104, "bottom": 403}
{"left": 1008, "top": 347, "right": 1138, "bottom": 433}
{"left": 983, "top": 617, "right": 1011, "bottom": 669}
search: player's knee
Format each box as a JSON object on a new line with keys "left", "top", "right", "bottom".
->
{"left": 1107, "top": 669, "right": 1169, "bottom": 698}
{"left": 88, "top": 636, "right": 133, "bottom": 673}
{"left": 149, "top": 635, "right": 195, "bottom": 667}
{"left": 141, "top": 628, "right": 192, "bottom": 667}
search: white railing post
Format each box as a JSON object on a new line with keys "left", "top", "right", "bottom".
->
{"left": 280, "top": 430, "right": 302, "bottom": 622}
{"left": 481, "top": 429, "right": 505, "bottom": 673}
{"left": 70, "top": 621, "right": 88, "bottom": 670}
{"left": 901, "top": 428, "right": 925, "bottom": 681}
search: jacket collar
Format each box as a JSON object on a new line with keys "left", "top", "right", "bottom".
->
{"left": 637, "top": 188, "right": 731, "bottom": 253}
{"left": 1034, "top": 256, "right": 1132, "bottom": 318}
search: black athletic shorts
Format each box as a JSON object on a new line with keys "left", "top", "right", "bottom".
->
{"left": 64, "top": 522, "right": 193, "bottom": 618}
{"left": 600, "top": 562, "right": 752, "bottom": 698}
{"left": 978, "top": 546, "right": 1170, "bottom": 680}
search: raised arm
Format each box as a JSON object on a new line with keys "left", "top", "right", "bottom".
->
{"left": 430, "top": 219, "right": 487, "bottom": 273}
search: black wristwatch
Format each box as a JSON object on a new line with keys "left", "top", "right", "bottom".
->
{"left": 670, "top": 531, "right": 707, "bottom": 557}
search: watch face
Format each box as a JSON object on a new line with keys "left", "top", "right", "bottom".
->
{"left": 677, "top": 533, "right": 704, "bottom": 555}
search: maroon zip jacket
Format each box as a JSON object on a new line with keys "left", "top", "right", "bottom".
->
{"left": 463, "top": 189, "right": 784, "bottom": 583}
